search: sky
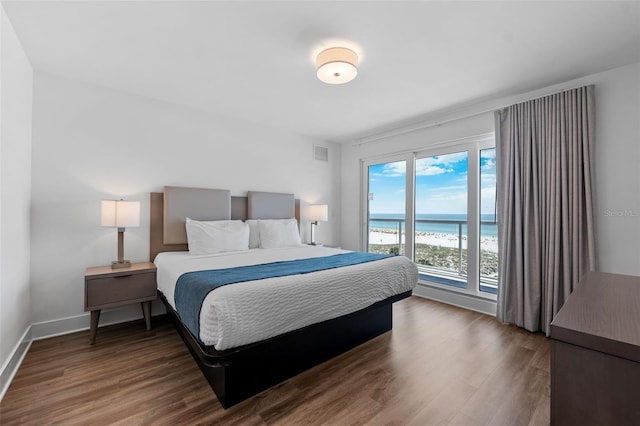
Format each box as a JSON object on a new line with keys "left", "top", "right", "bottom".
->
{"left": 368, "top": 148, "right": 496, "bottom": 217}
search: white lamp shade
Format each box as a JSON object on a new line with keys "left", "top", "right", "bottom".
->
{"left": 316, "top": 47, "right": 358, "bottom": 85}
{"left": 308, "top": 204, "right": 329, "bottom": 222}
{"left": 101, "top": 200, "right": 140, "bottom": 228}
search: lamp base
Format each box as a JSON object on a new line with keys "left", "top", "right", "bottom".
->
{"left": 111, "top": 260, "right": 132, "bottom": 269}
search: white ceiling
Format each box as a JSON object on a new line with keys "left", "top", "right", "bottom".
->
{"left": 3, "top": 1, "right": 639, "bottom": 142}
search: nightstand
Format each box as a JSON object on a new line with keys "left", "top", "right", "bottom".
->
{"left": 84, "top": 261, "right": 157, "bottom": 344}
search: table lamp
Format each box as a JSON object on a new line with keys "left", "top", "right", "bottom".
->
{"left": 101, "top": 199, "right": 140, "bottom": 269}
{"left": 308, "top": 204, "right": 328, "bottom": 245}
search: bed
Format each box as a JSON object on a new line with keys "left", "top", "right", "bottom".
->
{"left": 150, "top": 186, "right": 417, "bottom": 408}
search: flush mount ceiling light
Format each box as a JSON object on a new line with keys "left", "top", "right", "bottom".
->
{"left": 316, "top": 47, "right": 358, "bottom": 84}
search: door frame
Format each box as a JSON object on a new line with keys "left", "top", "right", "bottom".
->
{"left": 360, "top": 153, "right": 414, "bottom": 258}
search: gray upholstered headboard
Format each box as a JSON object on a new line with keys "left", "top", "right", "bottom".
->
{"left": 163, "top": 186, "right": 231, "bottom": 245}
{"left": 247, "top": 191, "right": 295, "bottom": 219}
{"left": 149, "top": 187, "right": 299, "bottom": 261}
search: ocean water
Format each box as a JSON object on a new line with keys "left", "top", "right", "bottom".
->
{"left": 369, "top": 213, "right": 498, "bottom": 238}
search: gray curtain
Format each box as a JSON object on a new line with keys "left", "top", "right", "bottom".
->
{"left": 495, "top": 85, "right": 596, "bottom": 334}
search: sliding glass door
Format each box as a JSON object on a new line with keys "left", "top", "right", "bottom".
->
{"left": 414, "top": 151, "right": 469, "bottom": 289}
{"left": 365, "top": 159, "right": 409, "bottom": 256}
{"left": 361, "top": 136, "right": 497, "bottom": 298}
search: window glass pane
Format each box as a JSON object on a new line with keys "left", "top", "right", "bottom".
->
{"left": 480, "top": 148, "right": 498, "bottom": 294}
{"left": 414, "top": 152, "right": 468, "bottom": 289}
{"left": 367, "top": 161, "right": 406, "bottom": 256}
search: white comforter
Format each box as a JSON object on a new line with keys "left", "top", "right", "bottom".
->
{"left": 154, "top": 246, "right": 417, "bottom": 350}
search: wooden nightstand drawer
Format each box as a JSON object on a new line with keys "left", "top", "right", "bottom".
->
{"left": 86, "top": 272, "right": 156, "bottom": 309}
{"left": 84, "top": 262, "right": 157, "bottom": 344}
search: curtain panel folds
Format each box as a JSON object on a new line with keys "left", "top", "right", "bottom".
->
{"left": 495, "top": 85, "right": 596, "bottom": 335}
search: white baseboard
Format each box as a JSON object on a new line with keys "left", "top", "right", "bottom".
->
{"left": 31, "top": 300, "right": 167, "bottom": 341}
{"left": 0, "top": 326, "right": 32, "bottom": 402}
{"left": 0, "top": 300, "right": 167, "bottom": 402}
{"left": 413, "top": 283, "right": 497, "bottom": 316}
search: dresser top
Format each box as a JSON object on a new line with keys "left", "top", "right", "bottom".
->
{"left": 550, "top": 271, "right": 640, "bottom": 362}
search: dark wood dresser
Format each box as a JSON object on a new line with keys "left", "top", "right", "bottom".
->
{"left": 550, "top": 271, "right": 640, "bottom": 425}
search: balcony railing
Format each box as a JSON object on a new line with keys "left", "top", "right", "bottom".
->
{"left": 368, "top": 217, "right": 498, "bottom": 292}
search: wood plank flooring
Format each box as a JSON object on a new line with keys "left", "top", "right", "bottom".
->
{"left": 0, "top": 296, "right": 550, "bottom": 425}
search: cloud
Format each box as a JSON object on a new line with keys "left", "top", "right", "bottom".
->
{"left": 416, "top": 152, "right": 467, "bottom": 176}
{"left": 380, "top": 162, "right": 406, "bottom": 177}
{"left": 418, "top": 184, "right": 467, "bottom": 193}
{"left": 415, "top": 164, "right": 453, "bottom": 176}
{"left": 435, "top": 151, "right": 469, "bottom": 163}
{"left": 481, "top": 158, "right": 496, "bottom": 172}
{"left": 481, "top": 173, "right": 496, "bottom": 185}
{"left": 375, "top": 152, "right": 469, "bottom": 178}
{"left": 481, "top": 149, "right": 496, "bottom": 160}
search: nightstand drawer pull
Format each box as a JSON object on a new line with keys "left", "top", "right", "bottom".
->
{"left": 113, "top": 274, "right": 133, "bottom": 278}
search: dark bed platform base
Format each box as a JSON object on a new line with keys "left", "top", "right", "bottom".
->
{"left": 160, "top": 290, "right": 412, "bottom": 408}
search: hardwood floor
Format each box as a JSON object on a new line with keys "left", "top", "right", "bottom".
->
{"left": 0, "top": 296, "right": 550, "bottom": 425}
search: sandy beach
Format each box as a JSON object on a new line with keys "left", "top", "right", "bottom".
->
{"left": 369, "top": 230, "right": 498, "bottom": 253}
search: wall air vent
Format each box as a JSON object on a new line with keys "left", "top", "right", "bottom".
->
{"left": 313, "top": 145, "right": 329, "bottom": 162}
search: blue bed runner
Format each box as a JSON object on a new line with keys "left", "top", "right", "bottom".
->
{"left": 174, "top": 252, "right": 391, "bottom": 342}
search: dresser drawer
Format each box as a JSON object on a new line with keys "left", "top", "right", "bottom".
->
{"left": 86, "top": 272, "right": 156, "bottom": 309}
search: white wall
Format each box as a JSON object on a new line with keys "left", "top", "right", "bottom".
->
{"left": 30, "top": 72, "right": 341, "bottom": 330}
{"left": 341, "top": 62, "right": 640, "bottom": 277}
{"left": 0, "top": 3, "right": 33, "bottom": 392}
{"left": 591, "top": 64, "right": 640, "bottom": 275}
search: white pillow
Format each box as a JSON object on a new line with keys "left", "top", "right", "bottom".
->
{"left": 185, "top": 218, "right": 250, "bottom": 255}
{"left": 245, "top": 219, "right": 260, "bottom": 249}
{"left": 258, "top": 219, "right": 303, "bottom": 249}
